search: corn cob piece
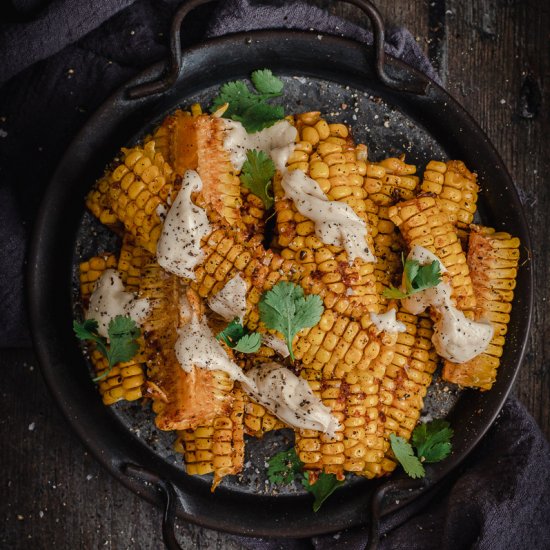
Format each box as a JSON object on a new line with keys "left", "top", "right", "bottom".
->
{"left": 240, "top": 184, "right": 266, "bottom": 237}
{"left": 243, "top": 397, "right": 287, "bottom": 437}
{"left": 275, "top": 112, "right": 379, "bottom": 315}
{"left": 90, "top": 348, "right": 147, "bottom": 405}
{"left": 163, "top": 111, "right": 243, "bottom": 228}
{"left": 420, "top": 160, "right": 479, "bottom": 243}
{"left": 175, "top": 388, "right": 246, "bottom": 490}
{"left": 388, "top": 195, "right": 477, "bottom": 314}
{"left": 78, "top": 253, "right": 117, "bottom": 303}
{"left": 140, "top": 265, "right": 234, "bottom": 431}
{"left": 293, "top": 309, "right": 396, "bottom": 479}
{"left": 89, "top": 138, "right": 177, "bottom": 255}
{"left": 442, "top": 226, "right": 520, "bottom": 390}
{"left": 117, "top": 235, "right": 154, "bottom": 293}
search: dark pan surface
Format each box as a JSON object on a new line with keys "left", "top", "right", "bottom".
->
{"left": 28, "top": 31, "right": 533, "bottom": 538}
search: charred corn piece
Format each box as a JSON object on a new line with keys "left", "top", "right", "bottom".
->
{"left": 176, "top": 387, "right": 245, "bottom": 490}
{"left": 240, "top": 184, "right": 266, "bottom": 236}
{"left": 442, "top": 226, "right": 520, "bottom": 390}
{"left": 79, "top": 253, "right": 117, "bottom": 303}
{"left": 117, "top": 235, "right": 154, "bottom": 293}
{"left": 378, "top": 311, "right": 438, "bottom": 474}
{"left": 165, "top": 112, "right": 243, "bottom": 228}
{"left": 140, "top": 265, "right": 234, "bottom": 431}
{"left": 90, "top": 348, "right": 146, "bottom": 405}
{"left": 363, "top": 158, "right": 419, "bottom": 206}
{"left": 421, "top": 160, "right": 479, "bottom": 242}
{"left": 85, "top": 175, "right": 120, "bottom": 228}
{"left": 275, "top": 113, "right": 379, "bottom": 314}
{"left": 388, "top": 195, "right": 476, "bottom": 313}
{"left": 294, "top": 309, "right": 395, "bottom": 479}
{"left": 94, "top": 138, "right": 177, "bottom": 254}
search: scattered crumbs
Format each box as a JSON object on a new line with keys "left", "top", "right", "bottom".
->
{"left": 17, "top": 515, "right": 24, "bottom": 520}
{"left": 39, "top": 511, "right": 44, "bottom": 518}
{"left": 500, "top": 98, "right": 506, "bottom": 104}
{"left": 317, "top": 35, "right": 323, "bottom": 40}
{"left": 333, "top": 534, "right": 341, "bottom": 540}
{"left": 0, "top": 129, "right": 7, "bottom": 138}
{"left": 86, "top": 474, "right": 93, "bottom": 481}
{"left": 130, "top": 30, "right": 135, "bottom": 35}
{"left": 384, "top": 120, "right": 390, "bottom": 128}
{"left": 395, "top": 499, "right": 400, "bottom": 504}
{"left": 341, "top": 103, "right": 348, "bottom": 109}
{"left": 28, "top": 422, "right": 35, "bottom": 431}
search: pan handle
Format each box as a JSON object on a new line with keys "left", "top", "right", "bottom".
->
{"left": 366, "top": 476, "right": 428, "bottom": 550}
{"left": 122, "top": 463, "right": 184, "bottom": 550}
{"left": 127, "top": 0, "right": 427, "bottom": 100}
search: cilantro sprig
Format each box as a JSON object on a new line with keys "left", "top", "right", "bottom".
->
{"left": 216, "top": 318, "right": 262, "bottom": 354}
{"left": 73, "top": 316, "right": 141, "bottom": 382}
{"left": 259, "top": 281, "right": 324, "bottom": 361}
{"left": 267, "top": 448, "right": 344, "bottom": 512}
{"left": 389, "top": 419, "right": 454, "bottom": 479}
{"left": 210, "top": 69, "right": 285, "bottom": 132}
{"left": 383, "top": 258, "right": 442, "bottom": 300}
{"left": 240, "top": 150, "right": 276, "bottom": 210}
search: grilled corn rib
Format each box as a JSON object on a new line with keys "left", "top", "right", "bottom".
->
{"left": 420, "top": 160, "right": 479, "bottom": 244}
{"left": 117, "top": 235, "right": 154, "bottom": 293}
{"left": 276, "top": 112, "right": 379, "bottom": 315}
{"left": 442, "top": 226, "right": 520, "bottom": 390}
{"left": 175, "top": 387, "right": 246, "bottom": 491}
{"left": 79, "top": 254, "right": 146, "bottom": 404}
{"left": 140, "top": 266, "right": 235, "bottom": 431}
{"left": 388, "top": 195, "right": 477, "bottom": 314}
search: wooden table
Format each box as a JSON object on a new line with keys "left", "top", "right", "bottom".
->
{"left": 3, "top": 1, "right": 549, "bottom": 547}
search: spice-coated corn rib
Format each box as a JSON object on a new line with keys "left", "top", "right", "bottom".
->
{"left": 140, "top": 265, "right": 235, "bottom": 431}
{"left": 79, "top": 254, "right": 147, "bottom": 405}
{"left": 275, "top": 112, "right": 379, "bottom": 316}
{"left": 420, "top": 160, "right": 479, "bottom": 244}
{"left": 388, "top": 195, "right": 477, "bottom": 314}
{"left": 442, "top": 226, "right": 520, "bottom": 390}
{"left": 175, "top": 387, "right": 246, "bottom": 491}
{"left": 117, "top": 235, "right": 154, "bottom": 293}
{"left": 79, "top": 253, "right": 117, "bottom": 304}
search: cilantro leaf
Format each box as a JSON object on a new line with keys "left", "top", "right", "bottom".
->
{"left": 233, "top": 332, "right": 262, "bottom": 353}
{"left": 383, "top": 259, "right": 442, "bottom": 300}
{"left": 210, "top": 69, "right": 285, "bottom": 132}
{"left": 302, "top": 472, "right": 345, "bottom": 512}
{"left": 251, "top": 69, "right": 284, "bottom": 94}
{"left": 216, "top": 318, "right": 261, "bottom": 354}
{"left": 412, "top": 419, "right": 454, "bottom": 463}
{"left": 389, "top": 434, "right": 425, "bottom": 479}
{"left": 259, "top": 282, "right": 323, "bottom": 361}
{"left": 73, "top": 315, "right": 141, "bottom": 383}
{"left": 267, "top": 448, "right": 302, "bottom": 485}
{"left": 240, "top": 150, "right": 276, "bottom": 209}
{"left": 216, "top": 318, "right": 246, "bottom": 347}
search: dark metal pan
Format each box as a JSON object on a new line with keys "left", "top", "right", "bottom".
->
{"left": 27, "top": 0, "right": 533, "bottom": 547}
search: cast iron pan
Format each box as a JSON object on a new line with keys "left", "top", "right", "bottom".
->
{"left": 28, "top": 0, "right": 533, "bottom": 548}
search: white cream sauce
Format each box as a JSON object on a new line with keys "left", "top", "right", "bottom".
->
{"left": 208, "top": 274, "right": 248, "bottom": 322}
{"left": 262, "top": 333, "right": 290, "bottom": 358}
{"left": 223, "top": 119, "right": 298, "bottom": 172}
{"left": 400, "top": 246, "right": 493, "bottom": 363}
{"left": 156, "top": 170, "right": 212, "bottom": 281}
{"left": 242, "top": 362, "right": 340, "bottom": 438}
{"left": 175, "top": 310, "right": 249, "bottom": 384}
{"left": 281, "top": 169, "right": 376, "bottom": 263}
{"left": 432, "top": 306, "right": 494, "bottom": 363}
{"left": 86, "top": 269, "right": 150, "bottom": 338}
{"left": 370, "top": 309, "right": 406, "bottom": 333}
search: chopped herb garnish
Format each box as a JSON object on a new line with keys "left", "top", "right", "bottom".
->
{"left": 210, "top": 69, "right": 284, "bottom": 132}
{"left": 383, "top": 258, "right": 442, "bottom": 300}
{"left": 240, "top": 149, "right": 276, "bottom": 210}
{"left": 216, "top": 318, "right": 261, "bottom": 354}
{"left": 73, "top": 316, "right": 140, "bottom": 382}
{"left": 302, "top": 472, "right": 345, "bottom": 513}
{"left": 389, "top": 434, "right": 425, "bottom": 479}
{"left": 259, "top": 281, "right": 324, "bottom": 361}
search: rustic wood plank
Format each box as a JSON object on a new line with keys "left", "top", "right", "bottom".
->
{"left": 444, "top": 0, "right": 550, "bottom": 437}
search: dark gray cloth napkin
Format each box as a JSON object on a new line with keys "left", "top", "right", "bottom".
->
{"left": 0, "top": 1, "right": 548, "bottom": 548}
